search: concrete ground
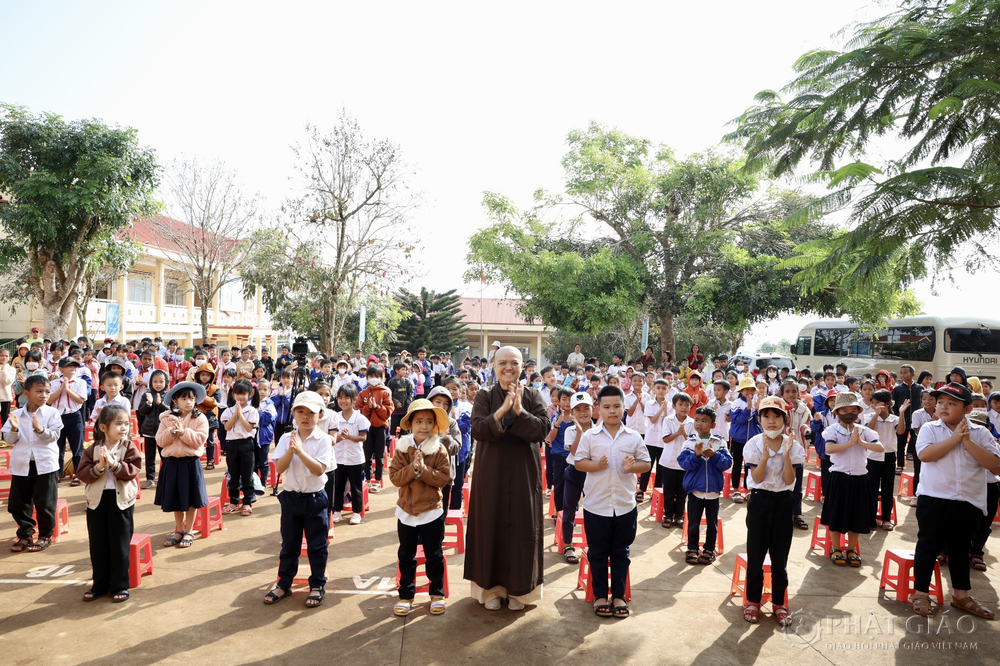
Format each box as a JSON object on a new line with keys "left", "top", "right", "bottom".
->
{"left": 1, "top": 460, "right": 999, "bottom": 666}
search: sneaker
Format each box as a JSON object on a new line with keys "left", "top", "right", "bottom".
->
{"left": 349, "top": 513, "right": 362, "bottom": 525}
{"left": 332, "top": 512, "right": 342, "bottom": 523}
{"left": 369, "top": 481, "right": 381, "bottom": 493}
{"left": 140, "top": 479, "right": 155, "bottom": 489}
{"left": 484, "top": 598, "right": 502, "bottom": 611}
{"left": 507, "top": 598, "right": 525, "bottom": 611}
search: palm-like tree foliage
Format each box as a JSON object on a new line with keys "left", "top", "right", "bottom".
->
{"left": 394, "top": 288, "right": 469, "bottom": 354}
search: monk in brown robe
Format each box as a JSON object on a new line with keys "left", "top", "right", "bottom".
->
{"left": 465, "top": 346, "right": 550, "bottom": 610}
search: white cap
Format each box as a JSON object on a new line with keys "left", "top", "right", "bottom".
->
{"left": 292, "top": 391, "right": 327, "bottom": 413}
{"left": 491, "top": 340, "right": 501, "bottom": 348}
{"left": 571, "top": 392, "right": 593, "bottom": 409}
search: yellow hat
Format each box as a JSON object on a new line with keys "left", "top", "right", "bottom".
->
{"left": 400, "top": 398, "right": 450, "bottom": 433}
{"left": 737, "top": 376, "right": 756, "bottom": 392}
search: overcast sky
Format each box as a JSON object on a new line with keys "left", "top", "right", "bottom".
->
{"left": 3, "top": 0, "right": 987, "bottom": 350}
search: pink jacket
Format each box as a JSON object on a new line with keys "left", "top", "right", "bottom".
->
{"left": 155, "top": 410, "right": 209, "bottom": 458}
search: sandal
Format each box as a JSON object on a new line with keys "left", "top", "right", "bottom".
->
{"left": 594, "top": 599, "right": 613, "bottom": 617}
{"left": 971, "top": 556, "right": 987, "bottom": 572}
{"left": 206, "top": 462, "right": 215, "bottom": 470}
{"left": 830, "top": 548, "right": 847, "bottom": 567}
{"left": 937, "top": 553, "right": 948, "bottom": 565}
{"left": 394, "top": 600, "right": 412, "bottom": 616}
{"left": 660, "top": 519, "right": 672, "bottom": 529}
{"left": 635, "top": 491, "right": 644, "bottom": 503}
{"left": 882, "top": 521, "right": 895, "bottom": 531}
{"left": 733, "top": 491, "right": 744, "bottom": 504}
{"left": 773, "top": 604, "right": 793, "bottom": 627}
{"left": 163, "top": 531, "right": 183, "bottom": 547}
{"left": 223, "top": 504, "right": 240, "bottom": 514}
{"left": 951, "top": 595, "right": 995, "bottom": 619}
{"left": 563, "top": 546, "right": 579, "bottom": 564}
{"left": 26, "top": 537, "right": 51, "bottom": 552}
{"left": 69, "top": 477, "right": 81, "bottom": 487}
{"left": 698, "top": 550, "right": 716, "bottom": 565}
{"left": 177, "top": 532, "right": 195, "bottom": 548}
{"left": 685, "top": 550, "right": 700, "bottom": 564}
{"left": 305, "top": 587, "right": 325, "bottom": 608}
{"left": 10, "top": 537, "right": 32, "bottom": 553}
{"left": 430, "top": 597, "right": 447, "bottom": 615}
{"left": 743, "top": 601, "right": 760, "bottom": 623}
{"left": 241, "top": 505, "right": 253, "bottom": 516}
{"left": 612, "top": 600, "right": 630, "bottom": 618}
{"left": 82, "top": 589, "right": 103, "bottom": 602}
{"left": 846, "top": 549, "right": 862, "bottom": 567}
{"left": 263, "top": 586, "right": 291, "bottom": 605}
{"left": 793, "top": 516, "right": 809, "bottom": 530}
{"left": 112, "top": 590, "right": 130, "bottom": 603}
{"left": 911, "top": 591, "right": 933, "bottom": 617}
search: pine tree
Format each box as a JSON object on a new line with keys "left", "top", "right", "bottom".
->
{"left": 394, "top": 288, "right": 469, "bottom": 355}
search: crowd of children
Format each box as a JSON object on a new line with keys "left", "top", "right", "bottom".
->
{"left": 2, "top": 334, "right": 999, "bottom": 625}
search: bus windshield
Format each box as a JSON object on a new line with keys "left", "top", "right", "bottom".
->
{"left": 945, "top": 328, "right": 1000, "bottom": 355}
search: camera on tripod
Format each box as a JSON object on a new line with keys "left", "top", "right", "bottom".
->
{"left": 291, "top": 336, "right": 311, "bottom": 367}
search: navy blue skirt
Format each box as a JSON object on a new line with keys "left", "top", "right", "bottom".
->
{"left": 820, "top": 471, "right": 871, "bottom": 535}
{"left": 155, "top": 456, "right": 208, "bottom": 512}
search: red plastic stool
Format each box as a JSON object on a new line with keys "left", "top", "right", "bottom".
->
{"left": 130, "top": 415, "right": 139, "bottom": 437}
{"left": 731, "top": 552, "right": 787, "bottom": 605}
{"left": 547, "top": 489, "right": 556, "bottom": 518}
{"left": 192, "top": 497, "right": 224, "bottom": 538}
{"left": 554, "top": 510, "right": 588, "bottom": 551}
{"left": 289, "top": 536, "right": 329, "bottom": 586}
{"left": 220, "top": 478, "right": 230, "bottom": 506}
{"left": 0, "top": 449, "right": 11, "bottom": 469}
{"left": 443, "top": 509, "right": 465, "bottom": 554}
{"left": 132, "top": 437, "right": 145, "bottom": 454}
{"left": 649, "top": 469, "right": 656, "bottom": 489}
{"left": 806, "top": 447, "right": 819, "bottom": 466}
{"left": 84, "top": 425, "right": 94, "bottom": 442}
{"left": 129, "top": 533, "right": 154, "bottom": 588}
{"left": 343, "top": 481, "right": 370, "bottom": 517}
{"left": 199, "top": 443, "right": 222, "bottom": 466}
{"left": 649, "top": 488, "right": 665, "bottom": 522}
{"left": 722, "top": 469, "right": 746, "bottom": 499}
{"left": 809, "top": 516, "right": 861, "bottom": 555}
{"left": 577, "top": 548, "right": 631, "bottom": 602}
{"left": 31, "top": 498, "right": 70, "bottom": 542}
{"left": 880, "top": 548, "right": 943, "bottom": 603}
{"left": 0, "top": 469, "right": 11, "bottom": 503}
{"left": 805, "top": 471, "right": 823, "bottom": 501}
{"left": 541, "top": 455, "right": 547, "bottom": 491}
{"left": 268, "top": 460, "right": 282, "bottom": 490}
{"left": 680, "top": 512, "right": 725, "bottom": 554}
{"left": 897, "top": 472, "right": 915, "bottom": 499}
{"left": 395, "top": 545, "right": 449, "bottom": 597}
{"left": 462, "top": 484, "right": 470, "bottom": 516}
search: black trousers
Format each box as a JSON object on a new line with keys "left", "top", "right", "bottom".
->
{"left": 273, "top": 422, "right": 290, "bottom": 447}
{"left": 745, "top": 488, "right": 793, "bottom": 605}
{"left": 362, "top": 426, "right": 387, "bottom": 481}
{"left": 639, "top": 442, "right": 664, "bottom": 492}
{"left": 729, "top": 439, "right": 746, "bottom": 490}
{"left": 255, "top": 442, "right": 270, "bottom": 482}
{"left": 544, "top": 443, "right": 554, "bottom": 488}
{"left": 86, "top": 489, "right": 134, "bottom": 594}
{"left": 276, "top": 490, "right": 330, "bottom": 590}
{"left": 900, "top": 429, "right": 922, "bottom": 490}
{"left": 915, "top": 495, "right": 980, "bottom": 593}
{"left": 583, "top": 507, "right": 637, "bottom": 601}
{"left": 143, "top": 436, "right": 159, "bottom": 481}
{"left": 397, "top": 516, "right": 445, "bottom": 599}
{"left": 205, "top": 426, "right": 217, "bottom": 464}
{"left": 661, "top": 468, "right": 685, "bottom": 522}
{"left": 58, "top": 410, "right": 85, "bottom": 476}
{"left": 9, "top": 462, "right": 58, "bottom": 539}
{"left": 972, "top": 482, "right": 1000, "bottom": 558}
{"left": 551, "top": 454, "right": 568, "bottom": 515}
{"left": 0, "top": 400, "right": 10, "bottom": 426}
{"left": 792, "top": 465, "right": 804, "bottom": 515}
{"left": 867, "top": 453, "right": 896, "bottom": 524}
{"left": 820, "top": 456, "right": 832, "bottom": 497}
{"left": 225, "top": 438, "right": 256, "bottom": 506}
{"left": 450, "top": 458, "right": 468, "bottom": 511}
{"left": 686, "top": 494, "right": 720, "bottom": 553}
{"left": 390, "top": 412, "right": 407, "bottom": 437}
{"left": 331, "top": 463, "right": 364, "bottom": 513}
{"left": 561, "top": 466, "right": 587, "bottom": 547}
{"left": 217, "top": 420, "right": 228, "bottom": 453}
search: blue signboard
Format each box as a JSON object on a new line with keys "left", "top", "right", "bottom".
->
{"left": 106, "top": 303, "right": 121, "bottom": 338}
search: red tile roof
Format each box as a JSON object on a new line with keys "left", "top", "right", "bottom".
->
{"left": 458, "top": 297, "right": 541, "bottom": 327}
{"left": 123, "top": 216, "right": 236, "bottom": 253}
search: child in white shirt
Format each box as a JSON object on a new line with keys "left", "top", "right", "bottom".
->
{"left": 865, "top": 389, "right": 906, "bottom": 530}
{"left": 329, "top": 383, "right": 370, "bottom": 525}
{"left": 221, "top": 379, "right": 261, "bottom": 515}
{"left": 708, "top": 380, "right": 731, "bottom": 440}
{"left": 659, "top": 393, "right": 694, "bottom": 528}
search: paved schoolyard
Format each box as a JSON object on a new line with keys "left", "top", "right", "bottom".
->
{"left": 1, "top": 460, "right": 998, "bottom": 666}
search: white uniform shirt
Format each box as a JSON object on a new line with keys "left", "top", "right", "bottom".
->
{"left": 576, "top": 423, "right": 650, "bottom": 518}
{"left": 659, "top": 415, "right": 694, "bottom": 470}
{"left": 743, "top": 434, "right": 806, "bottom": 492}
{"left": 911, "top": 408, "right": 933, "bottom": 432}
{"left": 220, "top": 404, "right": 260, "bottom": 440}
{"left": 273, "top": 428, "right": 335, "bottom": 493}
{"left": 0, "top": 404, "right": 63, "bottom": 475}
{"left": 49, "top": 376, "right": 88, "bottom": 415}
{"left": 92, "top": 394, "right": 131, "bottom": 422}
{"left": 868, "top": 413, "right": 899, "bottom": 460}
{"left": 916, "top": 420, "right": 1000, "bottom": 514}
{"left": 822, "top": 422, "right": 880, "bottom": 475}
{"left": 708, "top": 398, "right": 731, "bottom": 439}
{"left": 643, "top": 398, "right": 670, "bottom": 446}
{"left": 331, "top": 410, "right": 370, "bottom": 466}
{"left": 624, "top": 393, "right": 647, "bottom": 434}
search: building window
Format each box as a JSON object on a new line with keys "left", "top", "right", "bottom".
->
{"left": 95, "top": 281, "right": 118, "bottom": 301}
{"left": 128, "top": 277, "right": 153, "bottom": 303}
{"left": 164, "top": 281, "right": 186, "bottom": 306}
{"left": 219, "top": 278, "right": 243, "bottom": 311}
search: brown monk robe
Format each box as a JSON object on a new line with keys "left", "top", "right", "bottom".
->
{"left": 465, "top": 361, "right": 550, "bottom": 606}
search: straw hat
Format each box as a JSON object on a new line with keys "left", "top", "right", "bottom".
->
{"left": 832, "top": 391, "right": 861, "bottom": 414}
{"left": 400, "top": 398, "right": 450, "bottom": 432}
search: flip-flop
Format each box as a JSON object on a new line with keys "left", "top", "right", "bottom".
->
{"left": 82, "top": 589, "right": 104, "bottom": 602}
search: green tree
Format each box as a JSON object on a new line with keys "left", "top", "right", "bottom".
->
{"left": 340, "top": 292, "right": 408, "bottom": 357}
{"left": 0, "top": 104, "right": 159, "bottom": 339}
{"left": 394, "top": 288, "right": 469, "bottom": 354}
{"left": 725, "top": 0, "right": 996, "bottom": 325}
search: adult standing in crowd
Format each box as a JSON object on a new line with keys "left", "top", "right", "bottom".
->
{"left": 567, "top": 343, "right": 585, "bottom": 368}
{"left": 892, "top": 363, "right": 924, "bottom": 473}
{"left": 465, "top": 346, "right": 550, "bottom": 610}
{"left": 685, "top": 344, "right": 704, "bottom": 371}
{"left": 635, "top": 346, "right": 655, "bottom": 370}
{"left": 659, "top": 351, "right": 673, "bottom": 371}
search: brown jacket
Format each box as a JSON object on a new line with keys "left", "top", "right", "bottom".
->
{"left": 77, "top": 438, "right": 142, "bottom": 510}
{"left": 388, "top": 434, "right": 451, "bottom": 516}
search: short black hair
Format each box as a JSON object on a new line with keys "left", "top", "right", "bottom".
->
{"left": 713, "top": 379, "right": 731, "bottom": 391}
{"left": 871, "top": 389, "right": 893, "bottom": 406}
{"left": 597, "top": 385, "right": 624, "bottom": 404}
{"left": 336, "top": 383, "right": 358, "bottom": 401}
{"left": 695, "top": 406, "right": 716, "bottom": 421}
{"left": 392, "top": 362, "right": 406, "bottom": 372}
{"left": 672, "top": 392, "right": 692, "bottom": 405}
{"left": 558, "top": 387, "right": 575, "bottom": 400}
{"left": 23, "top": 374, "right": 50, "bottom": 392}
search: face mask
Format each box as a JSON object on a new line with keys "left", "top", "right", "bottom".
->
{"left": 736, "top": 365, "right": 744, "bottom": 372}
{"left": 838, "top": 411, "right": 858, "bottom": 424}
{"left": 763, "top": 427, "right": 784, "bottom": 438}
{"left": 25, "top": 362, "right": 38, "bottom": 371}
{"left": 533, "top": 382, "right": 542, "bottom": 390}
{"left": 368, "top": 378, "right": 382, "bottom": 387}
{"left": 768, "top": 372, "right": 776, "bottom": 379}
{"left": 338, "top": 368, "right": 347, "bottom": 375}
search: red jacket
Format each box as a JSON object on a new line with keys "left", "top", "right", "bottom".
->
{"left": 356, "top": 384, "right": 393, "bottom": 428}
